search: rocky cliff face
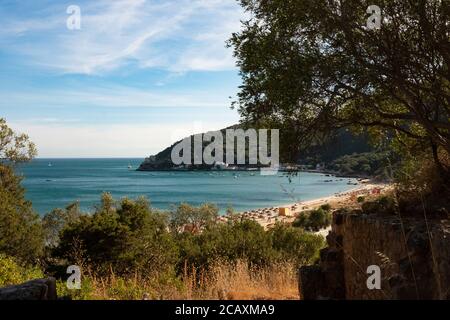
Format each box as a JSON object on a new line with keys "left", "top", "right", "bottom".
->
{"left": 300, "top": 210, "right": 450, "bottom": 300}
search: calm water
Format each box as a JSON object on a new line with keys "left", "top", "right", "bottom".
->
{"left": 17, "top": 158, "right": 358, "bottom": 215}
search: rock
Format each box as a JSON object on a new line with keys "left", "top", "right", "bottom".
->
{"left": 0, "top": 278, "right": 57, "bottom": 300}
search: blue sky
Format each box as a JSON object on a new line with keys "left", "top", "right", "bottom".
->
{"left": 0, "top": 0, "right": 245, "bottom": 157}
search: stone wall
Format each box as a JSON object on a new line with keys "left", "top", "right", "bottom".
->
{"left": 300, "top": 210, "right": 450, "bottom": 300}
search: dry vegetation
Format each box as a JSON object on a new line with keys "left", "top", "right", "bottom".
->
{"left": 61, "top": 260, "right": 299, "bottom": 300}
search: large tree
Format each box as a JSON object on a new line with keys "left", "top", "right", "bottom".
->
{"left": 229, "top": 0, "right": 449, "bottom": 170}
{"left": 0, "top": 118, "right": 42, "bottom": 263}
{"left": 0, "top": 118, "right": 37, "bottom": 163}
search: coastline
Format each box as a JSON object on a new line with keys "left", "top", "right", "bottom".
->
{"left": 221, "top": 181, "right": 390, "bottom": 230}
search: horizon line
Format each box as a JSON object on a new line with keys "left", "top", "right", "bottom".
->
{"left": 35, "top": 157, "right": 146, "bottom": 159}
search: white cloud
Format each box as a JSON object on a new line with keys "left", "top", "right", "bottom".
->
{"left": 10, "top": 120, "right": 232, "bottom": 158}
{"left": 1, "top": 0, "right": 245, "bottom": 75}
{"left": 0, "top": 84, "right": 231, "bottom": 109}
{"left": 1, "top": 0, "right": 244, "bottom": 157}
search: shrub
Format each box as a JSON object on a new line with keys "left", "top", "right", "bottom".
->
{"left": 54, "top": 195, "right": 178, "bottom": 276}
{"left": 0, "top": 254, "right": 43, "bottom": 287}
{"left": 176, "top": 216, "right": 326, "bottom": 271}
{"left": 169, "top": 203, "right": 218, "bottom": 233}
{"left": 0, "top": 165, "right": 44, "bottom": 263}
{"left": 42, "top": 202, "right": 82, "bottom": 248}
{"left": 0, "top": 119, "right": 43, "bottom": 263}
{"left": 293, "top": 208, "right": 331, "bottom": 232}
{"left": 269, "top": 224, "right": 325, "bottom": 265}
{"left": 394, "top": 149, "right": 450, "bottom": 215}
{"left": 49, "top": 200, "right": 326, "bottom": 298}
{"left": 56, "top": 278, "right": 94, "bottom": 300}
{"left": 292, "top": 213, "right": 307, "bottom": 228}
{"left": 176, "top": 219, "right": 275, "bottom": 270}
{"left": 361, "top": 196, "right": 397, "bottom": 215}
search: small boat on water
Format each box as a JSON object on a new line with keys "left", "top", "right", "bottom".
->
{"left": 48, "top": 163, "right": 52, "bottom": 167}
{"left": 128, "top": 163, "right": 132, "bottom": 169}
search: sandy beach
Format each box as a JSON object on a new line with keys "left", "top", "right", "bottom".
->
{"left": 219, "top": 180, "right": 390, "bottom": 231}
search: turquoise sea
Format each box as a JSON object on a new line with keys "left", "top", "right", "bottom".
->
{"left": 17, "top": 158, "right": 358, "bottom": 215}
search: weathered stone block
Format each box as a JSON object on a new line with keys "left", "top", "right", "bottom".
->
{"left": 0, "top": 278, "right": 57, "bottom": 300}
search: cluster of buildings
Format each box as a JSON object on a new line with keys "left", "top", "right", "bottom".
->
{"left": 209, "top": 162, "right": 307, "bottom": 172}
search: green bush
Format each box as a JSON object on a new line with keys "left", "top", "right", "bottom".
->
{"left": 269, "top": 224, "right": 325, "bottom": 265}
{"left": 176, "top": 217, "right": 325, "bottom": 270}
{"left": 54, "top": 194, "right": 178, "bottom": 275}
{"left": 0, "top": 165, "right": 44, "bottom": 263}
{"left": 361, "top": 196, "right": 397, "bottom": 215}
{"left": 42, "top": 202, "right": 82, "bottom": 248}
{"left": 293, "top": 208, "right": 332, "bottom": 232}
{"left": 169, "top": 202, "right": 218, "bottom": 233}
{"left": 176, "top": 219, "right": 274, "bottom": 269}
{"left": 50, "top": 198, "right": 326, "bottom": 286}
{"left": 0, "top": 119, "right": 43, "bottom": 264}
{"left": 0, "top": 254, "right": 43, "bottom": 287}
{"left": 56, "top": 278, "right": 94, "bottom": 300}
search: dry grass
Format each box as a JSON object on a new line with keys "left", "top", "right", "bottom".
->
{"left": 75, "top": 260, "right": 299, "bottom": 300}
{"left": 182, "top": 260, "right": 299, "bottom": 300}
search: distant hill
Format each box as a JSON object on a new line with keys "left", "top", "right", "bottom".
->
{"left": 137, "top": 126, "right": 391, "bottom": 178}
{"left": 138, "top": 127, "right": 234, "bottom": 171}
{"left": 297, "top": 129, "right": 374, "bottom": 163}
{"left": 297, "top": 129, "right": 394, "bottom": 179}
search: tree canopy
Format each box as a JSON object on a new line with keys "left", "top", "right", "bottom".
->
{"left": 229, "top": 0, "right": 449, "bottom": 169}
{"left": 0, "top": 119, "right": 43, "bottom": 263}
{"left": 0, "top": 118, "right": 37, "bottom": 163}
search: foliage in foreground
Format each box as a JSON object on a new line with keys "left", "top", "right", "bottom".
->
{"left": 1, "top": 254, "right": 298, "bottom": 301}
{"left": 0, "top": 118, "right": 43, "bottom": 264}
{"left": 55, "top": 259, "right": 299, "bottom": 300}
{"left": 54, "top": 194, "right": 178, "bottom": 276}
{"left": 0, "top": 165, "right": 44, "bottom": 264}
{"left": 0, "top": 254, "right": 43, "bottom": 287}
{"left": 51, "top": 195, "right": 324, "bottom": 277}
{"left": 293, "top": 205, "right": 332, "bottom": 232}
{"left": 0, "top": 192, "right": 324, "bottom": 300}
